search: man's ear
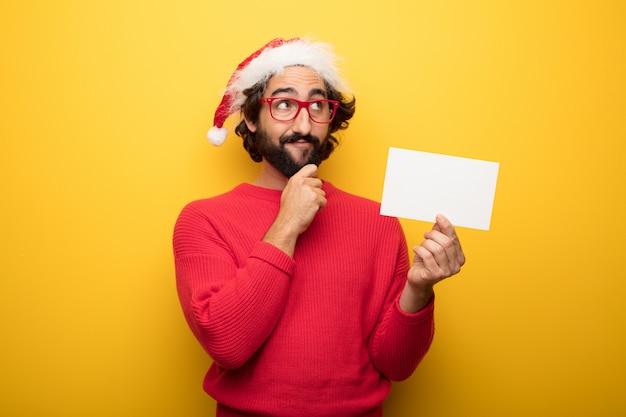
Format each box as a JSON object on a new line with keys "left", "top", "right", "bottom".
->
{"left": 244, "top": 116, "right": 257, "bottom": 133}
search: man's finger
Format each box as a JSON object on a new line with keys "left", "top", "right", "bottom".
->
{"left": 433, "top": 214, "right": 454, "bottom": 235}
{"left": 293, "top": 164, "right": 318, "bottom": 179}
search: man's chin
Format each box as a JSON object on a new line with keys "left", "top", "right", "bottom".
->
{"left": 282, "top": 158, "right": 321, "bottom": 178}
{"left": 285, "top": 143, "right": 313, "bottom": 158}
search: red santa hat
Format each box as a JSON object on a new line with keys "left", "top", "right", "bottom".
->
{"left": 207, "top": 37, "right": 350, "bottom": 145}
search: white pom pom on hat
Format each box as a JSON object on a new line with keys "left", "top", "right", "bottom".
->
{"left": 207, "top": 126, "right": 228, "bottom": 146}
{"left": 207, "top": 37, "right": 350, "bottom": 146}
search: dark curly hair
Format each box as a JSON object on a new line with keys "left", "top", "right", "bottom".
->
{"left": 234, "top": 78, "right": 356, "bottom": 162}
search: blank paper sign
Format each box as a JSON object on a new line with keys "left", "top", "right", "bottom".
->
{"left": 380, "top": 147, "right": 500, "bottom": 231}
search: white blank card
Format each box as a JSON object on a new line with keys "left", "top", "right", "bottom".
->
{"left": 380, "top": 147, "right": 500, "bottom": 231}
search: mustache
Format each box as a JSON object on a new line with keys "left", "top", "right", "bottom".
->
{"left": 279, "top": 134, "right": 320, "bottom": 145}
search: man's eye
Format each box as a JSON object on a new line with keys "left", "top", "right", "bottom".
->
{"left": 310, "top": 101, "right": 323, "bottom": 111}
{"left": 275, "top": 100, "right": 295, "bottom": 110}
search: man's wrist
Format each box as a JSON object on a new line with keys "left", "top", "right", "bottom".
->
{"left": 263, "top": 221, "right": 299, "bottom": 258}
{"left": 398, "top": 281, "right": 434, "bottom": 314}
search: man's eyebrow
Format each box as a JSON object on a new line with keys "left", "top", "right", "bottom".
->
{"left": 269, "top": 87, "right": 328, "bottom": 98}
{"left": 308, "top": 88, "right": 328, "bottom": 98}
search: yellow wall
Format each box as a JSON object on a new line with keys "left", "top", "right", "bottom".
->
{"left": 1, "top": 1, "right": 624, "bottom": 416}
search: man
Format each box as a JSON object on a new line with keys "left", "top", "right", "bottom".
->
{"left": 173, "top": 37, "right": 465, "bottom": 417}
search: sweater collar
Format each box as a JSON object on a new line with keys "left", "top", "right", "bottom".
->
{"left": 235, "top": 181, "right": 336, "bottom": 202}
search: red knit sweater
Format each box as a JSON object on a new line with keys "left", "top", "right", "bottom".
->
{"left": 173, "top": 181, "right": 435, "bottom": 417}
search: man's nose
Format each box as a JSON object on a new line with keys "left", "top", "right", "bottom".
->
{"left": 291, "top": 107, "right": 312, "bottom": 135}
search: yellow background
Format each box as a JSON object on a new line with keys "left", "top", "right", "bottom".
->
{"left": 1, "top": 1, "right": 625, "bottom": 416}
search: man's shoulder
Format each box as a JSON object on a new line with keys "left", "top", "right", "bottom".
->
{"left": 178, "top": 183, "right": 282, "bottom": 224}
{"left": 177, "top": 185, "right": 253, "bottom": 217}
{"left": 324, "top": 182, "right": 401, "bottom": 229}
{"left": 325, "top": 182, "right": 381, "bottom": 210}
{"left": 181, "top": 187, "right": 237, "bottom": 209}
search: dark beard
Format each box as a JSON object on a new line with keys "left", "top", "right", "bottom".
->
{"left": 255, "top": 129, "right": 324, "bottom": 178}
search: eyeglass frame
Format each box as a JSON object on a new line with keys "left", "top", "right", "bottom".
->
{"left": 259, "top": 97, "right": 340, "bottom": 124}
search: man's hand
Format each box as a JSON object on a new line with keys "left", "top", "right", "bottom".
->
{"left": 399, "top": 214, "right": 466, "bottom": 313}
{"left": 263, "top": 164, "right": 326, "bottom": 256}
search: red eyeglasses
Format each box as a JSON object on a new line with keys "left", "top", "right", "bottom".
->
{"left": 260, "top": 97, "right": 339, "bottom": 123}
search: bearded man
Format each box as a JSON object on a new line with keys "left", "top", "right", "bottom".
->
{"left": 173, "top": 37, "right": 465, "bottom": 417}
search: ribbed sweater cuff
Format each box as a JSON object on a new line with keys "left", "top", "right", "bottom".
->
{"left": 249, "top": 241, "right": 296, "bottom": 277}
{"left": 393, "top": 294, "right": 435, "bottom": 326}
